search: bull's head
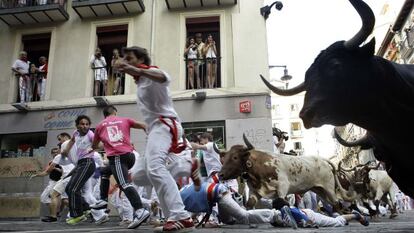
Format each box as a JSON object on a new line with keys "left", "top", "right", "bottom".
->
{"left": 261, "top": 0, "right": 376, "bottom": 129}
{"left": 339, "top": 160, "right": 379, "bottom": 192}
{"left": 218, "top": 134, "right": 254, "bottom": 180}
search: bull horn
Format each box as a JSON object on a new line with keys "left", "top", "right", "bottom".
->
{"left": 242, "top": 133, "right": 254, "bottom": 150}
{"left": 344, "top": 0, "right": 375, "bottom": 49}
{"left": 333, "top": 128, "right": 372, "bottom": 149}
{"left": 338, "top": 161, "right": 356, "bottom": 172}
{"left": 260, "top": 75, "right": 306, "bottom": 96}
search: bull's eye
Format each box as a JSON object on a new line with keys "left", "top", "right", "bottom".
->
{"left": 233, "top": 156, "right": 238, "bottom": 160}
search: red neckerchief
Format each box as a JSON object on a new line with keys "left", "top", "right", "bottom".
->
{"left": 133, "top": 64, "right": 159, "bottom": 81}
{"left": 20, "top": 58, "right": 28, "bottom": 62}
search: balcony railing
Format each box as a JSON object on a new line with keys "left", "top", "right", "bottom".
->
{"left": 0, "top": 0, "right": 68, "bottom": 26}
{"left": 184, "top": 57, "right": 221, "bottom": 90}
{"left": 72, "top": 0, "right": 145, "bottom": 19}
{"left": 165, "top": 0, "right": 237, "bottom": 10}
{"left": 291, "top": 130, "right": 302, "bottom": 137}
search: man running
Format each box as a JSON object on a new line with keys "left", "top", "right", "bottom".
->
{"left": 116, "top": 46, "right": 200, "bottom": 232}
{"left": 92, "top": 105, "right": 149, "bottom": 229}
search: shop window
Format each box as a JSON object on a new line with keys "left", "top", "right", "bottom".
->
{"left": 18, "top": 33, "right": 51, "bottom": 103}
{"left": 0, "top": 132, "right": 47, "bottom": 159}
{"left": 94, "top": 24, "right": 128, "bottom": 96}
{"left": 185, "top": 16, "right": 221, "bottom": 89}
{"left": 182, "top": 120, "right": 225, "bottom": 149}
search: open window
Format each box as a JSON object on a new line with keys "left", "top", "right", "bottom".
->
{"left": 182, "top": 120, "right": 226, "bottom": 149}
{"left": 94, "top": 24, "right": 128, "bottom": 96}
{"left": 19, "top": 32, "right": 51, "bottom": 102}
{"left": 185, "top": 16, "right": 221, "bottom": 89}
{"left": 0, "top": 132, "right": 47, "bottom": 159}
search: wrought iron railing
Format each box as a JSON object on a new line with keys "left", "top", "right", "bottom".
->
{"left": 0, "top": 0, "right": 66, "bottom": 9}
{"left": 184, "top": 57, "right": 221, "bottom": 90}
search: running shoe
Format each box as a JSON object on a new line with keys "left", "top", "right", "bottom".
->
{"left": 280, "top": 206, "right": 298, "bottom": 229}
{"left": 41, "top": 216, "right": 57, "bottom": 222}
{"left": 154, "top": 218, "right": 194, "bottom": 232}
{"left": 128, "top": 208, "right": 150, "bottom": 229}
{"left": 66, "top": 215, "right": 87, "bottom": 225}
{"left": 90, "top": 200, "right": 108, "bottom": 209}
{"left": 95, "top": 214, "right": 110, "bottom": 225}
{"left": 352, "top": 210, "right": 369, "bottom": 226}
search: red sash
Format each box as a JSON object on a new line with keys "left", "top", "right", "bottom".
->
{"left": 158, "top": 116, "right": 187, "bottom": 154}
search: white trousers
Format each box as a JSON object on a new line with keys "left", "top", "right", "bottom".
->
{"left": 302, "top": 209, "right": 347, "bottom": 227}
{"left": 145, "top": 122, "right": 190, "bottom": 221}
{"left": 110, "top": 188, "right": 134, "bottom": 221}
{"left": 19, "top": 76, "right": 31, "bottom": 103}
{"left": 40, "top": 180, "right": 56, "bottom": 204}
{"left": 218, "top": 193, "right": 275, "bottom": 225}
{"left": 37, "top": 78, "right": 46, "bottom": 101}
{"left": 82, "top": 178, "right": 105, "bottom": 221}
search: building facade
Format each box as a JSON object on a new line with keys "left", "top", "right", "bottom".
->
{"left": 0, "top": 0, "right": 273, "bottom": 217}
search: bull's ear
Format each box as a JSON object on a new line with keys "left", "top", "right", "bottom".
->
{"left": 360, "top": 37, "right": 375, "bottom": 57}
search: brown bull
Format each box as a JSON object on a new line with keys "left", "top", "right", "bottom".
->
{"left": 218, "top": 134, "right": 356, "bottom": 209}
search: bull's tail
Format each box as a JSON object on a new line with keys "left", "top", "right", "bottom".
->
{"left": 327, "top": 160, "right": 357, "bottom": 202}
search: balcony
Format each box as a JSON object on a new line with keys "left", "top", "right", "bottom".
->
{"left": 185, "top": 57, "right": 221, "bottom": 89}
{"left": 165, "top": 0, "right": 237, "bottom": 10}
{"left": 0, "top": 0, "right": 69, "bottom": 26}
{"left": 291, "top": 130, "right": 302, "bottom": 138}
{"left": 72, "top": 0, "right": 144, "bottom": 19}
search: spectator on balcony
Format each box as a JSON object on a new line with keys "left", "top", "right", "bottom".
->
{"left": 194, "top": 33, "right": 205, "bottom": 88}
{"left": 36, "top": 56, "right": 48, "bottom": 101}
{"left": 37, "top": 0, "right": 47, "bottom": 5}
{"left": 28, "top": 63, "right": 38, "bottom": 101}
{"left": 111, "top": 49, "right": 124, "bottom": 95}
{"left": 11, "top": 51, "right": 30, "bottom": 104}
{"left": 184, "top": 37, "right": 199, "bottom": 89}
{"left": 91, "top": 48, "right": 108, "bottom": 96}
{"left": 203, "top": 34, "right": 218, "bottom": 88}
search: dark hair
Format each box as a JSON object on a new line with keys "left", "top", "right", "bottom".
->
{"left": 103, "top": 105, "right": 117, "bottom": 118}
{"left": 58, "top": 132, "right": 71, "bottom": 139}
{"left": 200, "top": 132, "right": 213, "bottom": 141}
{"left": 75, "top": 115, "right": 91, "bottom": 125}
{"left": 188, "top": 133, "right": 200, "bottom": 143}
{"left": 122, "top": 46, "right": 151, "bottom": 65}
{"left": 186, "top": 36, "right": 195, "bottom": 48}
{"left": 272, "top": 198, "right": 290, "bottom": 210}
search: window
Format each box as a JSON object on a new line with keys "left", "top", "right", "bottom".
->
{"left": 291, "top": 122, "right": 301, "bottom": 131}
{"left": 94, "top": 24, "right": 128, "bottom": 96}
{"left": 0, "top": 132, "right": 47, "bottom": 158}
{"left": 182, "top": 121, "right": 225, "bottom": 149}
{"left": 291, "top": 122, "right": 302, "bottom": 137}
{"left": 293, "top": 141, "right": 302, "bottom": 150}
{"left": 185, "top": 16, "right": 221, "bottom": 89}
{"left": 18, "top": 33, "right": 51, "bottom": 103}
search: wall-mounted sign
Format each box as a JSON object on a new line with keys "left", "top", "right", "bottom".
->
{"left": 44, "top": 108, "right": 87, "bottom": 130}
{"left": 239, "top": 100, "right": 252, "bottom": 113}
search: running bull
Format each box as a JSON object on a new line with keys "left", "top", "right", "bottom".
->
{"left": 260, "top": 0, "right": 414, "bottom": 197}
{"left": 338, "top": 161, "right": 398, "bottom": 218}
{"left": 218, "top": 134, "right": 356, "bottom": 209}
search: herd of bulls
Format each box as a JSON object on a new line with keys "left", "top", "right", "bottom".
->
{"left": 218, "top": 0, "right": 413, "bottom": 218}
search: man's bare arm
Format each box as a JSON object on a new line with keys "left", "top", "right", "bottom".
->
{"left": 117, "top": 62, "right": 167, "bottom": 83}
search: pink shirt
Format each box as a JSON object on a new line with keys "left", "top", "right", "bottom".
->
{"left": 94, "top": 116, "right": 135, "bottom": 156}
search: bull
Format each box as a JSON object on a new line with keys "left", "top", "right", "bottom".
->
{"left": 338, "top": 161, "right": 398, "bottom": 218}
{"left": 260, "top": 0, "right": 414, "bottom": 197}
{"left": 218, "top": 134, "right": 356, "bottom": 209}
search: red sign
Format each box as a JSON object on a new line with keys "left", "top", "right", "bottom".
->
{"left": 239, "top": 101, "right": 252, "bottom": 113}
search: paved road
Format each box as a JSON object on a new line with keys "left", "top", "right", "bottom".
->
{"left": 1, "top": 210, "right": 413, "bottom": 233}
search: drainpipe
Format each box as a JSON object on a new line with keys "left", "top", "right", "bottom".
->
{"left": 150, "top": 0, "right": 156, "bottom": 61}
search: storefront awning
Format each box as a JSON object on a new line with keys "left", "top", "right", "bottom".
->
{"left": 165, "top": 0, "right": 237, "bottom": 10}
{"left": 72, "top": 0, "right": 145, "bottom": 19}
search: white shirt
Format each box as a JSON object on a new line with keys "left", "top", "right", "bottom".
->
{"left": 187, "top": 47, "right": 197, "bottom": 60}
{"left": 136, "top": 69, "right": 179, "bottom": 128}
{"left": 60, "top": 140, "right": 78, "bottom": 165}
{"left": 205, "top": 46, "right": 216, "bottom": 59}
{"left": 203, "top": 142, "right": 222, "bottom": 177}
{"left": 90, "top": 55, "right": 107, "bottom": 68}
{"left": 52, "top": 154, "right": 75, "bottom": 177}
{"left": 12, "top": 59, "right": 29, "bottom": 75}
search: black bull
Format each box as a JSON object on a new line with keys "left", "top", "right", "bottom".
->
{"left": 261, "top": 0, "right": 414, "bottom": 197}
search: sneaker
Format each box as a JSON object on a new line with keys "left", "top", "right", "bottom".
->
{"left": 154, "top": 218, "right": 194, "bottom": 232}
{"left": 127, "top": 209, "right": 150, "bottom": 229}
{"left": 280, "top": 206, "right": 298, "bottom": 229}
{"left": 66, "top": 215, "right": 87, "bottom": 225}
{"left": 352, "top": 210, "right": 369, "bottom": 226}
{"left": 95, "top": 214, "right": 110, "bottom": 225}
{"left": 90, "top": 200, "right": 108, "bottom": 209}
{"left": 190, "top": 158, "right": 201, "bottom": 191}
{"left": 119, "top": 219, "right": 132, "bottom": 227}
{"left": 41, "top": 216, "right": 57, "bottom": 222}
